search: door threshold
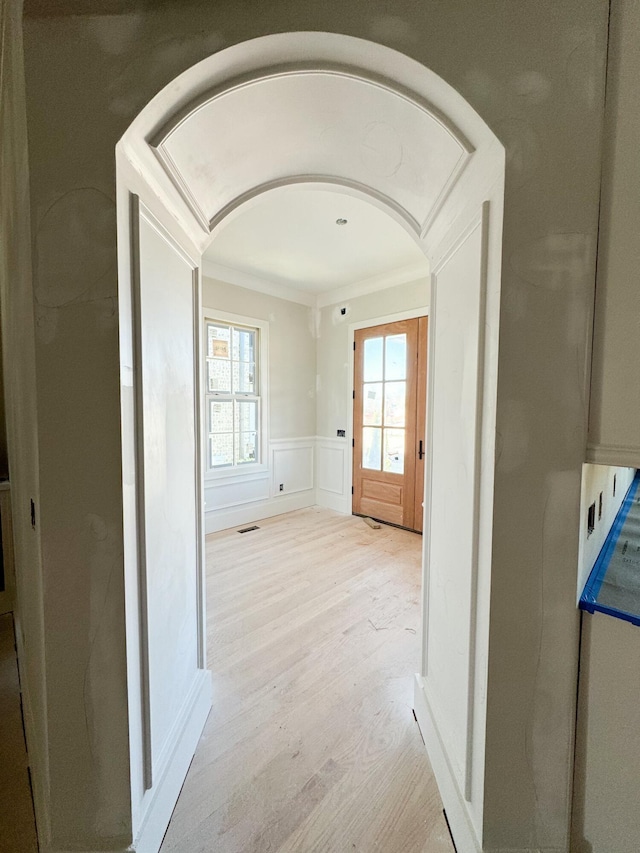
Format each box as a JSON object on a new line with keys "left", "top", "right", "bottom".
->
{"left": 352, "top": 512, "right": 422, "bottom": 535}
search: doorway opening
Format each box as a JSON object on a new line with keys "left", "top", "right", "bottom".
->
{"left": 116, "top": 31, "right": 505, "bottom": 853}
{"left": 352, "top": 315, "right": 428, "bottom": 532}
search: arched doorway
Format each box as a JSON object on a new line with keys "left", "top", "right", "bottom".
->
{"left": 116, "top": 32, "right": 504, "bottom": 852}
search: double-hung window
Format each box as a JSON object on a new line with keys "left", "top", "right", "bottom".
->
{"left": 205, "top": 319, "right": 261, "bottom": 471}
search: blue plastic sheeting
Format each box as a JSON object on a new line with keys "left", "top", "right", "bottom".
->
{"left": 580, "top": 472, "right": 640, "bottom": 627}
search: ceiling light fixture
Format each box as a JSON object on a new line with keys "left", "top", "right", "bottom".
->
{"left": 336, "top": 218, "right": 348, "bottom": 225}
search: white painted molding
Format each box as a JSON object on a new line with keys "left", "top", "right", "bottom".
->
{"left": 203, "top": 257, "right": 430, "bottom": 309}
{"left": 204, "top": 436, "right": 317, "bottom": 533}
{"left": 316, "top": 262, "right": 429, "bottom": 308}
{"left": 315, "top": 436, "right": 350, "bottom": 514}
{"left": 205, "top": 490, "right": 315, "bottom": 534}
{"left": 132, "top": 671, "right": 211, "bottom": 853}
{"left": 586, "top": 443, "right": 640, "bottom": 467}
{"left": 414, "top": 675, "right": 481, "bottom": 853}
{"left": 271, "top": 438, "right": 314, "bottom": 497}
{"left": 202, "top": 259, "right": 316, "bottom": 307}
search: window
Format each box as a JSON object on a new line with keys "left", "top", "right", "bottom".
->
{"left": 205, "top": 319, "right": 261, "bottom": 471}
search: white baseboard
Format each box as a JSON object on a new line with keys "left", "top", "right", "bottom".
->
{"left": 413, "top": 674, "right": 481, "bottom": 853}
{"left": 205, "top": 490, "right": 315, "bottom": 533}
{"left": 132, "top": 669, "right": 212, "bottom": 853}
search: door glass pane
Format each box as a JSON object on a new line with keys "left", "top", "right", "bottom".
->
{"left": 383, "top": 428, "right": 405, "bottom": 474}
{"left": 384, "top": 381, "right": 406, "bottom": 427}
{"left": 235, "top": 400, "right": 258, "bottom": 464}
{"left": 233, "top": 327, "right": 256, "bottom": 362}
{"left": 208, "top": 324, "right": 231, "bottom": 359}
{"left": 362, "top": 427, "right": 382, "bottom": 470}
{"left": 385, "top": 334, "right": 407, "bottom": 381}
{"left": 233, "top": 361, "right": 255, "bottom": 394}
{"left": 210, "top": 433, "right": 233, "bottom": 467}
{"left": 208, "top": 359, "right": 231, "bottom": 392}
{"left": 362, "top": 383, "right": 383, "bottom": 425}
{"left": 209, "top": 400, "right": 233, "bottom": 433}
{"left": 363, "top": 337, "right": 383, "bottom": 382}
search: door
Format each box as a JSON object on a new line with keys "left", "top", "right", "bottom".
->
{"left": 353, "top": 317, "right": 428, "bottom": 531}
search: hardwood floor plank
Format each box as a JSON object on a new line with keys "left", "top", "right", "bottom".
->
{"left": 161, "top": 508, "right": 452, "bottom": 853}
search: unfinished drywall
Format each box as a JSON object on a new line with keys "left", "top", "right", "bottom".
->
{"left": 573, "top": 612, "right": 640, "bottom": 853}
{"left": 577, "top": 463, "right": 636, "bottom": 599}
{"left": 0, "top": 0, "right": 48, "bottom": 842}
{"left": 202, "top": 277, "right": 316, "bottom": 439}
{"left": 21, "top": 2, "right": 609, "bottom": 850}
{"left": 316, "top": 278, "right": 429, "bottom": 438}
{"left": 589, "top": 0, "right": 640, "bottom": 467}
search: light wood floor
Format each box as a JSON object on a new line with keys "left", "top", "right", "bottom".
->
{"left": 161, "top": 507, "right": 454, "bottom": 853}
{"left": 0, "top": 612, "right": 39, "bottom": 853}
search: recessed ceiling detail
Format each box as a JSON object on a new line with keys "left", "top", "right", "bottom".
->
{"left": 203, "top": 186, "right": 428, "bottom": 294}
{"left": 153, "top": 70, "right": 471, "bottom": 236}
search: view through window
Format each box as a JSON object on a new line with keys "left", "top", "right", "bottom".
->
{"left": 205, "top": 320, "right": 260, "bottom": 469}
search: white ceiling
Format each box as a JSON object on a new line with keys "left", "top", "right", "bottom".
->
{"left": 203, "top": 186, "right": 429, "bottom": 295}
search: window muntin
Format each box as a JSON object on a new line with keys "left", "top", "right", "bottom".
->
{"left": 361, "top": 332, "right": 408, "bottom": 474}
{"left": 205, "top": 321, "right": 260, "bottom": 469}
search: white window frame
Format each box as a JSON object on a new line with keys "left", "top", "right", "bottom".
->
{"left": 203, "top": 307, "right": 269, "bottom": 481}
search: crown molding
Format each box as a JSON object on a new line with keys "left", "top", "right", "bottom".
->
{"left": 201, "top": 258, "right": 430, "bottom": 310}
{"left": 201, "top": 259, "right": 317, "bottom": 306}
{"left": 316, "top": 261, "right": 429, "bottom": 308}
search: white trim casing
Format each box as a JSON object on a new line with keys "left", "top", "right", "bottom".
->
{"left": 202, "top": 307, "right": 270, "bottom": 478}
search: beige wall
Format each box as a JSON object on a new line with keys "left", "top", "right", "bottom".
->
{"left": 202, "top": 277, "right": 316, "bottom": 440}
{"left": 316, "top": 278, "right": 429, "bottom": 439}
{"left": 573, "top": 612, "right": 640, "bottom": 853}
{"left": 0, "top": 0, "right": 47, "bottom": 839}
{"left": 589, "top": 0, "right": 640, "bottom": 464}
{"left": 20, "top": 2, "right": 609, "bottom": 850}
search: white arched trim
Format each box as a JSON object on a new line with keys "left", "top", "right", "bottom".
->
{"left": 116, "top": 31, "right": 505, "bottom": 853}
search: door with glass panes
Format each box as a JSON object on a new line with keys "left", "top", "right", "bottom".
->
{"left": 353, "top": 317, "right": 427, "bottom": 532}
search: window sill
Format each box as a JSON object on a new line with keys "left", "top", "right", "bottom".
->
{"left": 205, "top": 464, "right": 269, "bottom": 484}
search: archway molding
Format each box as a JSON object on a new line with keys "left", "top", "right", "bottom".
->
{"left": 116, "top": 32, "right": 504, "bottom": 853}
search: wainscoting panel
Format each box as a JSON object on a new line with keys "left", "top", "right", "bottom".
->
{"left": 205, "top": 438, "right": 316, "bottom": 534}
{"left": 315, "top": 436, "right": 350, "bottom": 515}
{"left": 271, "top": 438, "right": 315, "bottom": 496}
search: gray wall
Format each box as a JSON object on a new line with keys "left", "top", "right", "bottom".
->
{"left": 0, "top": 0, "right": 47, "bottom": 838}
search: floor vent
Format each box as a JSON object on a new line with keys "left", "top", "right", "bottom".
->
{"left": 238, "top": 525, "right": 259, "bottom": 534}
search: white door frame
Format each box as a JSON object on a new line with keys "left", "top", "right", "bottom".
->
{"left": 346, "top": 306, "right": 430, "bottom": 525}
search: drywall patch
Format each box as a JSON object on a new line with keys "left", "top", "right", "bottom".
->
{"left": 87, "top": 12, "right": 143, "bottom": 55}
{"left": 509, "top": 231, "right": 594, "bottom": 294}
{"left": 368, "top": 15, "right": 418, "bottom": 46}
{"left": 35, "top": 187, "right": 116, "bottom": 310}
{"left": 566, "top": 33, "right": 600, "bottom": 110}
{"left": 513, "top": 71, "right": 551, "bottom": 104}
{"left": 107, "top": 28, "right": 225, "bottom": 116}
{"left": 331, "top": 304, "right": 350, "bottom": 325}
{"left": 495, "top": 117, "right": 542, "bottom": 190}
